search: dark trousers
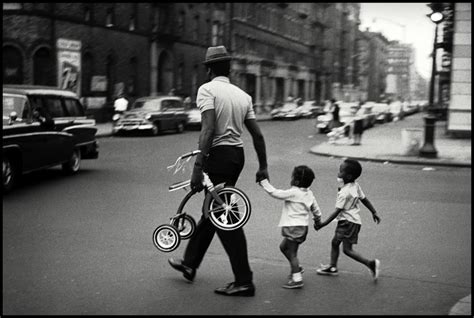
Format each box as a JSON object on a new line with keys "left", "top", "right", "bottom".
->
{"left": 182, "top": 146, "right": 253, "bottom": 285}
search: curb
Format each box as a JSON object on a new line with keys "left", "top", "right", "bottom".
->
{"left": 449, "top": 294, "right": 471, "bottom": 315}
{"left": 309, "top": 149, "right": 471, "bottom": 168}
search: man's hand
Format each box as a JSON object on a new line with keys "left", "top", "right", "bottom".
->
{"left": 372, "top": 213, "right": 381, "bottom": 224}
{"left": 256, "top": 168, "right": 269, "bottom": 183}
{"left": 190, "top": 166, "right": 204, "bottom": 192}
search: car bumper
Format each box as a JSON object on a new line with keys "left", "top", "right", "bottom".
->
{"left": 113, "top": 123, "right": 154, "bottom": 132}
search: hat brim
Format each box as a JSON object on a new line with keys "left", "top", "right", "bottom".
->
{"left": 203, "top": 56, "right": 232, "bottom": 65}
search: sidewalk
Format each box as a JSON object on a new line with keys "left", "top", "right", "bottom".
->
{"left": 310, "top": 112, "right": 471, "bottom": 168}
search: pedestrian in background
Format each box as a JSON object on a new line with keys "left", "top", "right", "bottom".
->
{"left": 258, "top": 165, "right": 322, "bottom": 289}
{"left": 352, "top": 114, "right": 364, "bottom": 145}
{"left": 168, "top": 45, "right": 269, "bottom": 297}
{"left": 329, "top": 99, "right": 342, "bottom": 130}
{"left": 113, "top": 93, "right": 128, "bottom": 114}
{"left": 315, "top": 159, "right": 381, "bottom": 281}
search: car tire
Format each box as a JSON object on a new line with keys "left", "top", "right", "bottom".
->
{"left": 176, "top": 122, "right": 184, "bottom": 133}
{"left": 3, "top": 155, "right": 18, "bottom": 192}
{"left": 62, "top": 148, "right": 81, "bottom": 174}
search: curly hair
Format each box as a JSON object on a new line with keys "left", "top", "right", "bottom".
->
{"left": 343, "top": 159, "right": 362, "bottom": 180}
{"left": 292, "top": 165, "right": 315, "bottom": 188}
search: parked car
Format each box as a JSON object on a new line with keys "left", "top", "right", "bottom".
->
{"left": 112, "top": 95, "right": 188, "bottom": 136}
{"left": 270, "top": 101, "right": 301, "bottom": 120}
{"left": 404, "top": 101, "right": 420, "bottom": 116}
{"left": 296, "top": 100, "right": 325, "bottom": 119}
{"left": 3, "top": 85, "right": 99, "bottom": 192}
{"left": 184, "top": 102, "right": 201, "bottom": 130}
{"left": 368, "top": 102, "right": 392, "bottom": 123}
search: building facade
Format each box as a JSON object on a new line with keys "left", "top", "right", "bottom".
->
{"left": 362, "top": 30, "right": 389, "bottom": 102}
{"left": 4, "top": 2, "right": 365, "bottom": 114}
{"left": 386, "top": 41, "right": 413, "bottom": 102}
{"left": 445, "top": 3, "right": 471, "bottom": 136}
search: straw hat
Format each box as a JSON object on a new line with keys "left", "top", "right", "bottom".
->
{"left": 203, "top": 46, "right": 232, "bottom": 65}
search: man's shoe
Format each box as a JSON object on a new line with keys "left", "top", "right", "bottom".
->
{"left": 282, "top": 279, "right": 304, "bottom": 289}
{"left": 368, "top": 259, "right": 380, "bottom": 281}
{"left": 214, "top": 282, "right": 255, "bottom": 297}
{"left": 168, "top": 258, "right": 196, "bottom": 282}
{"left": 316, "top": 264, "right": 338, "bottom": 276}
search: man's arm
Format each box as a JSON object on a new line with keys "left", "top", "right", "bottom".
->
{"left": 190, "top": 109, "right": 215, "bottom": 192}
{"left": 244, "top": 118, "right": 268, "bottom": 182}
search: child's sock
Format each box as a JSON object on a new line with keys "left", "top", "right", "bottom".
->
{"left": 292, "top": 271, "right": 303, "bottom": 282}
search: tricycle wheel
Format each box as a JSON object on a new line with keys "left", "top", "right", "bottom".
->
{"left": 207, "top": 186, "right": 251, "bottom": 231}
{"left": 152, "top": 224, "right": 180, "bottom": 252}
{"left": 171, "top": 214, "right": 196, "bottom": 240}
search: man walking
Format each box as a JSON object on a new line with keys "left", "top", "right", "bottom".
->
{"left": 168, "top": 45, "right": 268, "bottom": 297}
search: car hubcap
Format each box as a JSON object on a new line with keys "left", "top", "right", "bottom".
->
{"left": 3, "top": 159, "right": 12, "bottom": 186}
{"left": 72, "top": 151, "right": 80, "bottom": 171}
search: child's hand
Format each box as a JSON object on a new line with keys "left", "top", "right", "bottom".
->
{"left": 313, "top": 216, "right": 322, "bottom": 231}
{"left": 372, "top": 213, "right": 381, "bottom": 224}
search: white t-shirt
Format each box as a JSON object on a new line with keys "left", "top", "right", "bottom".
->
{"left": 335, "top": 182, "right": 366, "bottom": 224}
{"left": 196, "top": 76, "right": 256, "bottom": 148}
{"left": 260, "top": 179, "right": 321, "bottom": 227}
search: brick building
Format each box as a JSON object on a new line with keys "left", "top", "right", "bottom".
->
{"left": 3, "top": 2, "right": 364, "bottom": 114}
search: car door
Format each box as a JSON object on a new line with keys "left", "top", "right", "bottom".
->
{"left": 159, "top": 99, "right": 174, "bottom": 130}
{"left": 3, "top": 94, "right": 48, "bottom": 171}
{"left": 29, "top": 95, "right": 72, "bottom": 166}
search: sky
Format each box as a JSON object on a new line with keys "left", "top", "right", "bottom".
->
{"left": 359, "top": 2, "right": 436, "bottom": 79}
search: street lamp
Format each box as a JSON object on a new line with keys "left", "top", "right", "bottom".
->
{"left": 419, "top": 4, "right": 444, "bottom": 158}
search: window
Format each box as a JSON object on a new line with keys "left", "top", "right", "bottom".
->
{"left": 82, "top": 52, "right": 93, "bottom": 95}
{"left": 33, "top": 47, "right": 54, "bottom": 86}
{"left": 178, "top": 11, "right": 185, "bottom": 34}
{"left": 3, "top": 45, "right": 23, "bottom": 84}
{"left": 128, "top": 57, "right": 137, "bottom": 96}
{"left": 193, "top": 15, "right": 200, "bottom": 41}
{"left": 177, "top": 62, "right": 184, "bottom": 91}
{"left": 64, "top": 99, "right": 84, "bottom": 116}
{"left": 3, "top": 3, "right": 22, "bottom": 10}
{"left": 129, "top": 15, "right": 136, "bottom": 31}
{"left": 106, "top": 8, "right": 114, "bottom": 27}
{"left": 152, "top": 6, "right": 160, "bottom": 32}
{"left": 212, "top": 21, "right": 223, "bottom": 46}
{"left": 43, "top": 97, "right": 65, "bottom": 117}
{"left": 84, "top": 6, "right": 91, "bottom": 22}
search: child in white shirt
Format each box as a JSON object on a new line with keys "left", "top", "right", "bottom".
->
{"left": 259, "top": 165, "right": 322, "bottom": 289}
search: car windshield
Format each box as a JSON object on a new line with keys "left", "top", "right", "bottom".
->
{"left": 282, "top": 103, "right": 297, "bottom": 111}
{"left": 131, "top": 100, "right": 158, "bottom": 111}
{"left": 3, "top": 95, "right": 26, "bottom": 119}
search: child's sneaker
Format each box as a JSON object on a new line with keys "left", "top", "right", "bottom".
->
{"left": 368, "top": 259, "right": 380, "bottom": 281}
{"left": 316, "top": 264, "right": 338, "bottom": 276}
{"left": 282, "top": 278, "right": 304, "bottom": 289}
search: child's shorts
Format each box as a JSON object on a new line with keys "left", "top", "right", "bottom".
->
{"left": 281, "top": 226, "right": 308, "bottom": 243}
{"left": 334, "top": 220, "right": 361, "bottom": 244}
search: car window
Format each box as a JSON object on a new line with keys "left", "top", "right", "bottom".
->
{"left": 161, "top": 100, "right": 171, "bottom": 109}
{"left": 43, "top": 97, "right": 66, "bottom": 117}
{"left": 167, "top": 100, "right": 183, "bottom": 109}
{"left": 64, "top": 98, "right": 85, "bottom": 116}
{"left": 3, "top": 95, "right": 28, "bottom": 119}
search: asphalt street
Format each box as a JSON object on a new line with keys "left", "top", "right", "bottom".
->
{"left": 2, "top": 119, "right": 471, "bottom": 315}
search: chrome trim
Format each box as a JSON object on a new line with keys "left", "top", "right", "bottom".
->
{"left": 76, "top": 140, "right": 96, "bottom": 147}
{"left": 3, "top": 131, "right": 73, "bottom": 139}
